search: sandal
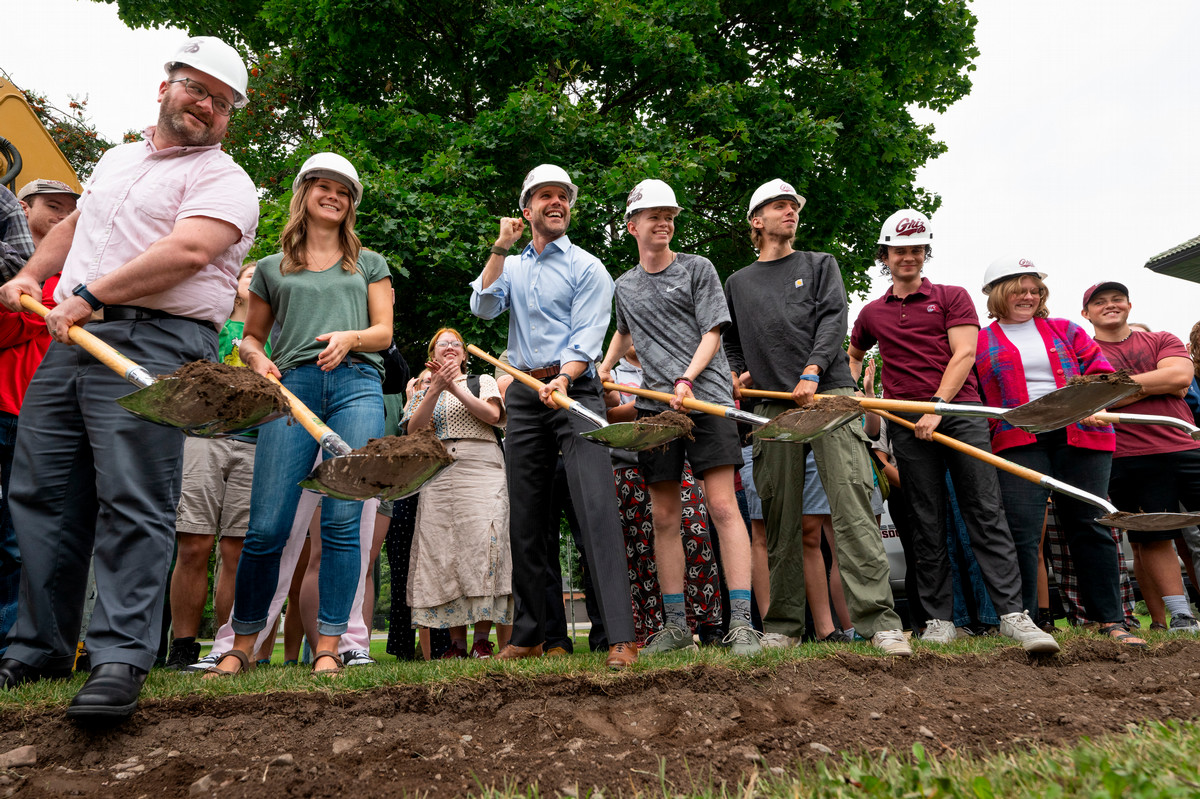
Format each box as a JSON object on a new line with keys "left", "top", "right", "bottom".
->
{"left": 1098, "top": 623, "right": 1148, "bottom": 649}
{"left": 201, "top": 649, "right": 254, "bottom": 679}
{"left": 311, "top": 650, "right": 345, "bottom": 677}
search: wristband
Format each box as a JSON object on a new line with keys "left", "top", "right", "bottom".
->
{"left": 489, "top": 245, "right": 510, "bottom": 257}
{"left": 72, "top": 283, "right": 104, "bottom": 311}
{"left": 931, "top": 396, "right": 947, "bottom": 404}
{"left": 674, "top": 377, "right": 693, "bottom": 389}
{"left": 798, "top": 374, "right": 820, "bottom": 383}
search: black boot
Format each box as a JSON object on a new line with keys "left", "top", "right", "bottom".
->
{"left": 66, "top": 663, "right": 148, "bottom": 723}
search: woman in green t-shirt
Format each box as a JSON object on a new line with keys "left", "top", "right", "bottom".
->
{"left": 208, "top": 153, "right": 392, "bottom": 678}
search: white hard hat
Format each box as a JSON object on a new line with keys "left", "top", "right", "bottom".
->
{"left": 877, "top": 209, "right": 933, "bottom": 246}
{"left": 981, "top": 256, "right": 1048, "bottom": 295}
{"left": 164, "top": 36, "right": 249, "bottom": 109}
{"left": 624, "top": 179, "right": 682, "bottom": 221}
{"left": 292, "top": 152, "right": 364, "bottom": 207}
{"left": 746, "top": 179, "right": 806, "bottom": 220}
{"left": 519, "top": 164, "right": 579, "bottom": 210}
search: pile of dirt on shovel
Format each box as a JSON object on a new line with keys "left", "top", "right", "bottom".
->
{"left": 1068, "top": 368, "right": 1136, "bottom": 386}
{"left": 156, "top": 361, "right": 288, "bottom": 425}
{"left": 801, "top": 394, "right": 863, "bottom": 413}
{"left": 352, "top": 426, "right": 455, "bottom": 465}
{"left": 636, "top": 409, "right": 695, "bottom": 440}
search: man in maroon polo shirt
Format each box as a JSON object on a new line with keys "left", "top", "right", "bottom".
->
{"left": 1081, "top": 281, "right": 1200, "bottom": 633}
{"left": 847, "top": 209, "right": 1057, "bottom": 653}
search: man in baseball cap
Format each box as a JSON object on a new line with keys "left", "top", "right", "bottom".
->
{"left": 1081, "top": 281, "right": 1130, "bottom": 309}
{"left": 16, "top": 180, "right": 79, "bottom": 249}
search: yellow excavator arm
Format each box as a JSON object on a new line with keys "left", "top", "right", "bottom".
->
{"left": 0, "top": 73, "right": 82, "bottom": 193}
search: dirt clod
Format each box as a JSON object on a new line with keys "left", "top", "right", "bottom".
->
{"left": 156, "top": 361, "right": 288, "bottom": 425}
{"left": 1067, "top": 369, "right": 1136, "bottom": 386}
{"left": 352, "top": 427, "right": 454, "bottom": 465}
{"left": 635, "top": 410, "right": 695, "bottom": 440}
{"left": 803, "top": 394, "right": 863, "bottom": 413}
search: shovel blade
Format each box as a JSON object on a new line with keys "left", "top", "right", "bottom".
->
{"left": 116, "top": 378, "right": 286, "bottom": 437}
{"left": 300, "top": 453, "right": 455, "bottom": 501}
{"left": 579, "top": 421, "right": 685, "bottom": 451}
{"left": 754, "top": 407, "right": 863, "bottom": 443}
{"left": 1095, "top": 511, "right": 1200, "bottom": 532}
{"left": 1005, "top": 380, "right": 1140, "bottom": 433}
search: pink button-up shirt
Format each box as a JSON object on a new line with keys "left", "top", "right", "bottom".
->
{"left": 54, "top": 126, "right": 259, "bottom": 328}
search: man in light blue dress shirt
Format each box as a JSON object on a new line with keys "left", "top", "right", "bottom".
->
{"left": 471, "top": 164, "right": 638, "bottom": 669}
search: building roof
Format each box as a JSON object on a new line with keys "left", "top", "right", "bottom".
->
{"left": 1145, "top": 233, "right": 1200, "bottom": 283}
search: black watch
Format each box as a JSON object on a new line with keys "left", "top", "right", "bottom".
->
{"left": 930, "top": 395, "right": 947, "bottom": 404}
{"left": 72, "top": 283, "right": 104, "bottom": 311}
{"left": 558, "top": 372, "right": 575, "bottom": 390}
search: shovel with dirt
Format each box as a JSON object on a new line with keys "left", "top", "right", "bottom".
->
{"left": 20, "top": 295, "right": 287, "bottom": 436}
{"left": 739, "top": 372, "right": 1140, "bottom": 434}
{"left": 874, "top": 407, "right": 1200, "bottom": 532}
{"left": 465, "top": 345, "right": 687, "bottom": 451}
{"left": 602, "top": 382, "right": 863, "bottom": 443}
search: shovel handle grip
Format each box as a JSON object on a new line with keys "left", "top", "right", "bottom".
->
{"left": 466, "top": 344, "right": 573, "bottom": 411}
{"left": 738, "top": 387, "right": 938, "bottom": 415}
{"left": 19, "top": 294, "right": 153, "bottom": 386}
{"left": 602, "top": 381, "right": 732, "bottom": 418}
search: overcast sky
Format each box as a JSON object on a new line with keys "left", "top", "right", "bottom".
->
{"left": 6, "top": 0, "right": 1200, "bottom": 340}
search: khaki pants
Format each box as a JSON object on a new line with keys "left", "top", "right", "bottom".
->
{"left": 752, "top": 387, "right": 901, "bottom": 638}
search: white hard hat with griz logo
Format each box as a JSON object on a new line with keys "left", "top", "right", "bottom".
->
{"left": 878, "top": 209, "right": 933, "bottom": 246}
{"left": 164, "top": 36, "right": 249, "bottom": 109}
{"left": 624, "top": 179, "right": 682, "bottom": 221}
{"left": 981, "top": 256, "right": 1047, "bottom": 295}
{"left": 519, "top": 165, "right": 579, "bottom": 210}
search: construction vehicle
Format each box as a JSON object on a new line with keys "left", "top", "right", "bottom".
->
{"left": 0, "top": 72, "right": 82, "bottom": 193}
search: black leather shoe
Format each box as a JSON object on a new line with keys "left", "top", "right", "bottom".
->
{"left": 0, "top": 658, "right": 72, "bottom": 690}
{"left": 65, "top": 663, "right": 148, "bottom": 723}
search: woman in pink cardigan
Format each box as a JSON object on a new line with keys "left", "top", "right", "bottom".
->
{"left": 975, "top": 257, "right": 1145, "bottom": 647}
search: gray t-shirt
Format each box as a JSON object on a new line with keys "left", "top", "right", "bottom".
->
{"left": 250, "top": 249, "right": 390, "bottom": 377}
{"left": 614, "top": 252, "right": 734, "bottom": 411}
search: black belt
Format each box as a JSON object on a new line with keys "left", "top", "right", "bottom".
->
{"left": 99, "top": 305, "right": 217, "bottom": 332}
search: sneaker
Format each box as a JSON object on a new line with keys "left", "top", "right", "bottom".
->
{"left": 871, "top": 629, "right": 913, "bottom": 656}
{"left": 1000, "top": 610, "right": 1061, "bottom": 654}
{"left": 921, "top": 619, "right": 957, "bottom": 644}
{"left": 342, "top": 649, "right": 377, "bottom": 667}
{"left": 819, "top": 628, "right": 853, "bottom": 643}
{"left": 470, "top": 641, "right": 495, "bottom": 659}
{"left": 440, "top": 642, "right": 469, "bottom": 660}
{"left": 759, "top": 632, "right": 799, "bottom": 649}
{"left": 722, "top": 619, "right": 763, "bottom": 656}
{"left": 164, "top": 638, "right": 201, "bottom": 671}
{"left": 1035, "top": 608, "right": 1056, "bottom": 634}
{"left": 183, "top": 651, "right": 223, "bottom": 674}
{"left": 1149, "top": 621, "right": 1168, "bottom": 632}
{"left": 1168, "top": 613, "right": 1200, "bottom": 634}
{"left": 642, "top": 623, "right": 699, "bottom": 655}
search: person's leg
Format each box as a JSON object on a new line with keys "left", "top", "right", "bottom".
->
{"left": 802, "top": 514, "right": 836, "bottom": 638}
{"left": 680, "top": 464, "right": 723, "bottom": 635}
{"left": 996, "top": 440, "right": 1055, "bottom": 615}
{"left": 614, "top": 466, "right": 657, "bottom": 643}
{"left": 214, "top": 537, "right": 244, "bottom": 628}
{"left": 0, "top": 412, "right": 23, "bottom": 654}
{"left": 645, "top": 481, "right": 686, "bottom": 594}
{"left": 384, "top": 498, "right": 418, "bottom": 660}
{"left": 170, "top": 533, "right": 216, "bottom": 638}
{"left": 299, "top": 500, "right": 324, "bottom": 648}
{"left": 822, "top": 520, "right": 852, "bottom": 633}
{"left": 362, "top": 508, "right": 390, "bottom": 639}
{"left": 283, "top": 538, "right": 309, "bottom": 663}
{"left": 738, "top": 443, "right": 769, "bottom": 620}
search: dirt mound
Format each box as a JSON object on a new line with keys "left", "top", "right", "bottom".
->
{"left": 3, "top": 639, "right": 1199, "bottom": 798}
{"left": 155, "top": 361, "right": 288, "bottom": 425}
{"left": 1067, "top": 369, "right": 1135, "bottom": 386}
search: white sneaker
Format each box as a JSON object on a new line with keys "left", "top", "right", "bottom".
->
{"left": 759, "top": 632, "right": 799, "bottom": 649}
{"left": 921, "top": 619, "right": 958, "bottom": 644}
{"left": 871, "top": 629, "right": 912, "bottom": 656}
{"left": 1000, "top": 611, "right": 1061, "bottom": 654}
{"left": 342, "top": 649, "right": 377, "bottom": 667}
{"left": 183, "top": 651, "right": 223, "bottom": 673}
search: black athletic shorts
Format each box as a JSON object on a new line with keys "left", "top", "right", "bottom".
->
{"left": 636, "top": 408, "right": 743, "bottom": 484}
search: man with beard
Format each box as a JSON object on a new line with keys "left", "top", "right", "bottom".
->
{"left": 0, "top": 36, "right": 259, "bottom": 722}
{"left": 470, "top": 164, "right": 639, "bottom": 668}
{"left": 723, "top": 179, "right": 910, "bottom": 655}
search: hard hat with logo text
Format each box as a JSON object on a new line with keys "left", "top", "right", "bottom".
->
{"left": 981, "top": 256, "right": 1048, "bottom": 295}
{"left": 624, "top": 179, "right": 682, "bottom": 221}
{"left": 746, "top": 179, "right": 806, "bottom": 220}
{"left": 164, "top": 36, "right": 249, "bottom": 109}
{"left": 878, "top": 209, "right": 933, "bottom": 246}
{"left": 519, "top": 165, "right": 579, "bottom": 210}
{"left": 293, "top": 152, "right": 364, "bottom": 207}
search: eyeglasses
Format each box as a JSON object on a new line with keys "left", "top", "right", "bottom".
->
{"left": 167, "top": 78, "right": 234, "bottom": 116}
{"left": 1009, "top": 287, "right": 1045, "bottom": 298}
{"left": 435, "top": 341, "right": 464, "bottom": 350}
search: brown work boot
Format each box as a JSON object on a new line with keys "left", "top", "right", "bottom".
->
{"left": 605, "top": 641, "right": 638, "bottom": 670}
{"left": 496, "top": 643, "right": 543, "bottom": 660}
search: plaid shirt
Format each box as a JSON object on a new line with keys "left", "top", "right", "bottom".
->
{"left": 1044, "top": 498, "right": 1137, "bottom": 627}
{"left": 0, "top": 186, "right": 34, "bottom": 283}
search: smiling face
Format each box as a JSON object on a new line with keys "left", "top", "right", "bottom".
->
{"left": 522, "top": 184, "right": 572, "bottom": 240}
{"left": 21, "top": 193, "right": 77, "bottom": 244}
{"left": 155, "top": 67, "right": 233, "bottom": 147}
{"left": 304, "top": 178, "right": 353, "bottom": 227}
{"left": 429, "top": 329, "right": 466, "bottom": 372}
{"left": 627, "top": 207, "right": 677, "bottom": 250}
{"left": 879, "top": 244, "right": 926, "bottom": 282}
{"left": 996, "top": 275, "right": 1047, "bottom": 324}
{"left": 1082, "top": 289, "right": 1131, "bottom": 332}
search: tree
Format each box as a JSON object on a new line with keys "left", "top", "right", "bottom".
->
{"left": 16, "top": 85, "right": 114, "bottom": 181}
{"left": 98, "top": 0, "right": 978, "bottom": 360}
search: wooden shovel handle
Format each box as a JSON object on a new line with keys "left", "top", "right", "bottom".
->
{"left": 466, "top": 344, "right": 572, "bottom": 411}
{"left": 264, "top": 373, "right": 332, "bottom": 443}
{"left": 738, "top": 387, "right": 937, "bottom": 415}
{"left": 602, "top": 381, "right": 732, "bottom": 418}
{"left": 19, "top": 294, "right": 145, "bottom": 378}
{"left": 872, "top": 407, "right": 1048, "bottom": 486}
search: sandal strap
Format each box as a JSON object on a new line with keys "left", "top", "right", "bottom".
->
{"left": 207, "top": 649, "right": 252, "bottom": 675}
{"left": 312, "top": 650, "right": 344, "bottom": 669}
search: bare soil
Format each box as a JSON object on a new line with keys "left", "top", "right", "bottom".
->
{"left": 156, "top": 361, "right": 288, "bottom": 424}
{"left": 3, "top": 639, "right": 1200, "bottom": 798}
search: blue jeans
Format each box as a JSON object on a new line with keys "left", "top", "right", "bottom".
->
{"left": 0, "top": 412, "right": 20, "bottom": 654}
{"left": 232, "top": 362, "right": 383, "bottom": 637}
{"left": 945, "top": 473, "right": 1000, "bottom": 627}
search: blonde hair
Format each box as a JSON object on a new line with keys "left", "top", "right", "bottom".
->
{"left": 986, "top": 274, "right": 1050, "bottom": 321}
{"left": 279, "top": 178, "right": 362, "bottom": 275}
{"left": 427, "top": 327, "right": 464, "bottom": 361}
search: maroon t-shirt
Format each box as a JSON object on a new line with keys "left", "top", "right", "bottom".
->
{"left": 850, "top": 278, "right": 981, "bottom": 402}
{"left": 1096, "top": 330, "right": 1200, "bottom": 458}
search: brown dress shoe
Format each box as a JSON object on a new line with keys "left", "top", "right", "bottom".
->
{"left": 544, "top": 646, "right": 570, "bottom": 657}
{"left": 605, "top": 642, "right": 638, "bottom": 669}
{"left": 496, "top": 643, "right": 543, "bottom": 660}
